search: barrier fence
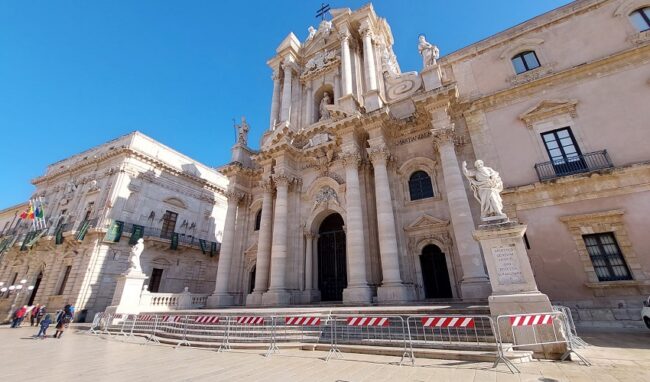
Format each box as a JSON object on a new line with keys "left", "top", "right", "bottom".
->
{"left": 495, "top": 311, "right": 591, "bottom": 373}
{"left": 552, "top": 305, "right": 589, "bottom": 348}
{"left": 87, "top": 309, "right": 590, "bottom": 373}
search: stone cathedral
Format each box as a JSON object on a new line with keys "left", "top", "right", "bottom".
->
{"left": 208, "top": 0, "right": 650, "bottom": 319}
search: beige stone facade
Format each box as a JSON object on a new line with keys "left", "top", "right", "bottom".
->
{"left": 0, "top": 132, "right": 228, "bottom": 321}
{"left": 205, "top": 0, "right": 650, "bottom": 326}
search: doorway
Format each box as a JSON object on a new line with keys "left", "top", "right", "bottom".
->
{"left": 148, "top": 268, "right": 163, "bottom": 292}
{"left": 317, "top": 213, "right": 347, "bottom": 302}
{"left": 27, "top": 272, "right": 43, "bottom": 306}
{"left": 420, "top": 245, "right": 453, "bottom": 299}
{"left": 248, "top": 265, "right": 256, "bottom": 294}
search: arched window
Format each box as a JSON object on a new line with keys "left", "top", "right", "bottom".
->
{"left": 253, "top": 209, "right": 262, "bottom": 231}
{"left": 630, "top": 7, "right": 650, "bottom": 31}
{"left": 408, "top": 171, "right": 434, "bottom": 201}
{"left": 511, "top": 51, "right": 540, "bottom": 74}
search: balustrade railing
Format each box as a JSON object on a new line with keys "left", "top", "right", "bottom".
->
{"left": 534, "top": 150, "right": 613, "bottom": 181}
{"left": 139, "top": 288, "right": 208, "bottom": 311}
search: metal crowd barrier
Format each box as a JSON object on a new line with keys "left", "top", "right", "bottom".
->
{"left": 86, "top": 312, "right": 103, "bottom": 335}
{"left": 324, "top": 314, "right": 411, "bottom": 365}
{"left": 552, "top": 305, "right": 588, "bottom": 348}
{"left": 495, "top": 311, "right": 591, "bottom": 374}
{"left": 406, "top": 314, "right": 497, "bottom": 366}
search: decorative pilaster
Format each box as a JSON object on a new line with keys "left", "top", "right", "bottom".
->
{"left": 305, "top": 82, "right": 314, "bottom": 126}
{"left": 269, "top": 69, "right": 281, "bottom": 130}
{"left": 246, "top": 180, "right": 274, "bottom": 306}
{"left": 279, "top": 58, "right": 295, "bottom": 123}
{"left": 304, "top": 231, "right": 315, "bottom": 292}
{"left": 432, "top": 123, "right": 491, "bottom": 299}
{"left": 367, "top": 145, "right": 413, "bottom": 302}
{"left": 208, "top": 189, "right": 245, "bottom": 307}
{"left": 262, "top": 174, "right": 295, "bottom": 306}
{"left": 359, "top": 20, "right": 382, "bottom": 112}
{"left": 339, "top": 28, "right": 353, "bottom": 97}
{"left": 339, "top": 151, "right": 373, "bottom": 303}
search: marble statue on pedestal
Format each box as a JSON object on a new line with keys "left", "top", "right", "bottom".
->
{"left": 306, "top": 26, "right": 316, "bottom": 42}
{"left": 127, "top": 238, "right": 144, "bottom": 274}
{"left": 319, "top": 92, "right": 332, "bottom": 121}
{"left": 418, "top": 35, "right": 440, "bottom": 68}
{"left": 236, "top": 117, "right": 249, "bottom": 145}
{"left": 462, "top": 160, "right": 507, "bottom": 221}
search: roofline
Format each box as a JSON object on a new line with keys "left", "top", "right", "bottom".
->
{"left": 0, "top": 201, "right": 29, "bottom": 215}
{"left": 439, "top": 0, "right": 607, "bottom": 64}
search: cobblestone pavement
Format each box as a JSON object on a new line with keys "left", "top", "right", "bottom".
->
{"left": 1, "top": 326, "right": 649, "bottom": 381}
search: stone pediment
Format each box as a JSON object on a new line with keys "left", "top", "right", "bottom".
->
{"left": 404, "top": 214, "right": 449, "bottom": 233}
{"left": 519, "top": 99, "right": 578, "bottom": 128}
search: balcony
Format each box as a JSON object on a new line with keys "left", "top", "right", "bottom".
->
{"left": 534, "top": 150, "right": 614, "bottom": 182}
{"left": 121, "top": 221, "right": 220, "bottom": 252}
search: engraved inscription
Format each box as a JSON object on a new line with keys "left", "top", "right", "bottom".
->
{"left": 492, "top": 244, "right": 525, "bottom": 285}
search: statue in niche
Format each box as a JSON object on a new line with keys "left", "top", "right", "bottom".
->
{"left": 462, "top": 160, "right": 507, "bottom": 221}
{"left": 64, "top": 180, "right": 77, "bottom": 195}
{"left": 306, "top": 26, "right": 317, "bottom": 42}
{"left": 319, "top": 92, "right": 332, "bottom": 121}
{"left": 236, "top": 116, "right": 249, "bottom": 145}
{"left": 127, "top": 238, "right": 145, "bottom": 275}
{"left": 418, "top": 35, "right": 440, "bottom": 68}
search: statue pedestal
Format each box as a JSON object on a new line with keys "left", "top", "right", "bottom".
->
{"left": 362, "top": 90, "right": 383, "bottom": 112}
{"left": 337, "top": 94, "right": 359, "bottom": 113}
{"left": 105, "top": 271, "right": 148, "bottom": 316}
{"left": 473, "top": 222, "right": 567, "bottom": 359}
{"left": 421, "top": 64, "right": 443, "bottom": 91}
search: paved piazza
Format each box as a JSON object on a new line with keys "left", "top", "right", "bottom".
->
{"left": 1, "top": 326, "right": 649, "bottom": 381}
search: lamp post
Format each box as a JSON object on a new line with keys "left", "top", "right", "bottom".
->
{"left": 2, "top": 279, "right": 35, "bottom": 326}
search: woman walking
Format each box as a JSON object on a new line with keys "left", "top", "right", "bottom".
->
{"left": 53, "top": 310, "right": 71, "bottom": 339}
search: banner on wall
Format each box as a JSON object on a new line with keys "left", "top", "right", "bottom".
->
{"left": 103, "top": 220, "right": 124, "bottom": 243}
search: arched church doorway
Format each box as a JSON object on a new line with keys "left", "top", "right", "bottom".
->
{"left": 420, "top": 245, "right": 453, "bottom": 299}
{"left": 318, "top": 213, "right": 347, "bottom": 301}
{"left": 28, "top": 272, "right": 43, "bottom": 306}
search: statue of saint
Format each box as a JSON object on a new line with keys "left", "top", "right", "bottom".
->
{"left": 319, "top": 92, "right": 331, "bottom": 121}
{"left": 462, "top": 160, "right": 507, "bottom": 221}
{"left": 127, "top": 238, "right": 145, "bottom": 274}
{"left": 418, "top": 35, "right": 440, "bottom": 68}
{"left": 236, "top": 116, "right": 249, "bottom": 145}
{"left": 306, "top": 26, "right": 317, "bottom": 42}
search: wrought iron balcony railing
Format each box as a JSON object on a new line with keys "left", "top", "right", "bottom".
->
{"left": 120, "top": 221, "right": 220, "bottom": 252}
{"left": 534, "top": 150, "right": 613, "bottom": 182}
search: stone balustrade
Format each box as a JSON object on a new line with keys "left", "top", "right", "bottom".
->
{"left": 139, "top": 287, "right": 208, "bottom": 312}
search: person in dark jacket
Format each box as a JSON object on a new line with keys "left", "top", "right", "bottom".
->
{"left": 53, "top": 311, "right": 71, "bottom": 339}
{"left": 36, "top": 314, "right": 52, "bottom": 338}
{"left": 36, "top": 305, "right": 46, "bottom": 325}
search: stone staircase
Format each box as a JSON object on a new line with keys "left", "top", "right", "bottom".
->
{"left": 86, "top": 303, "right": 533, "bottom": 364}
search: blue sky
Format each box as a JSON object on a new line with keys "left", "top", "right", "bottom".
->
{"left": 0, "top": 0, "right": 571, "bottom": 208}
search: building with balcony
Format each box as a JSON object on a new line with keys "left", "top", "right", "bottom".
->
{"left": 205, "top": 0, "right": 650, "bottom": 327}
{"left": 0, "top": 131, "right": 228, "bottom": 321}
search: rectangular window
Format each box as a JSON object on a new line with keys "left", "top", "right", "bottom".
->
{"left": 57, "top": 265, "right": 72, "bottom": 295}
{"left": 148, "top": 268, "right": 163, "bottom": 293}
{"left": 160, "top": 211, "right": 178, "bottom": 239}
{"left": 541, "top": 127, "right": 587, "bottom": 176}
{"left": 583, "top": 233, "right": 632, "bottom": 282}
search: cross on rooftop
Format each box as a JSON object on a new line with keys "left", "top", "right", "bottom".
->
{"left": 316, "top": 3, "right": 330, "bottom": 21}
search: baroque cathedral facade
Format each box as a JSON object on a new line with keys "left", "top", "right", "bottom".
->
{"left": 207, "top": 0, "right": 650, "bottom": 327}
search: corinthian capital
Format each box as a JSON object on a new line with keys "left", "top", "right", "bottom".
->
{"left": 338, "top": 29, "right": 351, "bottom": 42}
{"left": 431, "top": 124, "right": 456, "bottom": 147}
{"left": 339, "top": 151, "right": 362, "bottom": 168}
{"left": 260, "top": 180, "right": 275, "bottom": 193}
{"left": 359, "top": 19, "right": 373, "bottom": 38}
{"left": 367, "top": 145, "right": 391, "bottom": 165}
{"left": 225, "top": 189, "right": 246, "bottom": 203}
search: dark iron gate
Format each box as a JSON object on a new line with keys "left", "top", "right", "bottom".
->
{"left": 318, "top": 214, "right": 347, "bottom": 301}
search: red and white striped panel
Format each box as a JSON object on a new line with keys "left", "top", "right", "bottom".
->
{"left": 138, "top": 315, "right": 154, "bottom": 321}
{"left": 161, "top": 315, "right": 181, "bottom": 323}
{"left": 113, "top": 314, "right": 123, "bottom": 319}
{"left": 510, "top": 314, "right": 553, "bottom": 327}
{"left": 195, "top": 316, "right": 220, "bottom": 324}
{"left": 346, "top": 317, "right": 390, "bottom": 327}
{"left": 421, "top": 316, "right": 475, "bottom": 328}
{"left": 236, "top": 316, "right": 264, "bottom": 325}
{"left": 285, "top": 316, "right": 321, "bottom": 326}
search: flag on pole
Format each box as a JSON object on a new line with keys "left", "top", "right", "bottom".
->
{"left": 27, "top": 203, "right": 34, "bottom": 220}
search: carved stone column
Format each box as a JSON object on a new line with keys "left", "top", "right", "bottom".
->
{"left": 433, "top": 124, "right": 491, "bottom": 299}
{"left": 246, "top": 181, "right": 274, "bottom": 306}
{"left": 269, "top": 69, "right": 281, "bottom": 130}
{"left": 339, "top": 28, "right": 353, "bottom": 97}
{"left": 279, "top": 59, "right": 294, "bottom": 123}
{"left": 262, "top": 174, "right": 293, "bottom": 306}
{"left": 304, "top": 231, "right": 315, "bottom": 293}
{"left": 359, "top": 20, "right": 382, "bottom": 112}
{"left": 367, "top": 145, "right": 413, "bottom": 302}
{"left": 208, "top": 189, "right": 244, "bottom": 307}
{"left": 305, "top": 81, "right": 314, "bottom": 126}
{"left": 340, "top": 151, "right": 373, "bottom": 303}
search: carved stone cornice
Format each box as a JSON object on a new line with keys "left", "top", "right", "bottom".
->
{"left": 518, "top": 99, "right": 578, "bottom": 129}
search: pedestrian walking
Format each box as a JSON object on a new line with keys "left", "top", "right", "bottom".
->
{"left": 36, "top": 305, "right": 46, "bottom": 325}
{"left": 35, "top": 314, "right": 52, "bottom": 339}
{"left": 53, "top": 310, "right": 71, "bottom": 339}
{"left": 30, "top": 304, "right": 41, "bottom": 326}
{"left": 10, "top": 306, "right": 27, "bottom": 328}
